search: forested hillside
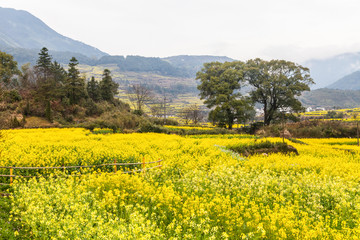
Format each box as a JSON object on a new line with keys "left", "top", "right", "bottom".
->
{"left": 0, "top": 48, "right": 149, "bottom": 129}
{"left": 299, "top": 88, "right": 360, "bottom": 108}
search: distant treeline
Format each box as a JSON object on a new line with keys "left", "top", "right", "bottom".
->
{"left": 4, "top": 46, "right": 234, "bottom": 78}
{"left": 300, "top": 88, "right": 360, "bottom": 109}
{"left": 3, "top": 47, "right": 189, "bottom": 77}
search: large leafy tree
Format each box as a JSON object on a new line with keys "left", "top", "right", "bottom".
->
{"left": 0, "top": 50, "right": 20, "bottom": 88}
{"left": 196, "top": 61, "right": 252, "bottom": 129}
{"left": 246, "top": 58, "right": 314, "bottom": 125}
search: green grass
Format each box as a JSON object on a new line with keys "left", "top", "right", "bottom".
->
{"left": 227, "top": 140, "right": 297, "bottom": 156}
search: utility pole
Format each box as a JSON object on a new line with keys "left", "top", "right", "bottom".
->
{"left": 282, "top": 111, "right": 285, "bottom": 143}
{"left": 353, "top": 113, "right": 359, "bottom": 146}
{"left": 357, "top": 121, "right": 359, "bottom": 146}
{"left": 163, "top": 94, "right": 167, "bottom": 124}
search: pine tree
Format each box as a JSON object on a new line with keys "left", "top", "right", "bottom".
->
{"left": 66, "top": 57, "right": 86, "bottom": 104}
{"left": 34, "top": 47, "right": 55, "bottom": 102}
{"left": 100, "top": 69, "right": 119, "bottom": 102}
{"left": 87, "top": 76, "right": 101, "bottom": 102}
{"left": 35, "top": 47, "right": 52, "bottom": 78}
{"left": 51, "top": 61, "right": 67, "bottom": 100}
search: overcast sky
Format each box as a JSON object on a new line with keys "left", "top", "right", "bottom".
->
{"left": 2, "top": 0, "right": 360, "bottom": 63}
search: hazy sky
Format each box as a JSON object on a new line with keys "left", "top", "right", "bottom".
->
{"left": 2, "top": 0, "right": 360, "bottom": 63}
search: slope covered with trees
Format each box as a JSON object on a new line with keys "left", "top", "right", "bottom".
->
{"left": 299, "top": 88, "right": 360, "bottom": 108}
{"left": 0, "top": 48, "right": 141, "bottom": 129}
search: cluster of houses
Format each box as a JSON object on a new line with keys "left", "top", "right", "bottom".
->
{"left": 254, "top": 107, "right": 327, "bottom": 117}
{"left": 305, "top": 107, "right": 326, "bottom": 112}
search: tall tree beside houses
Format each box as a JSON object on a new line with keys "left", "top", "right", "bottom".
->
{"left": 246, "top": 58, "right": 313, "bottom": 125}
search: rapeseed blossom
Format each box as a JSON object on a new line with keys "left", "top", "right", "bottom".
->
{"left": 3, "top": 129, "right": 360, "bottom": 239}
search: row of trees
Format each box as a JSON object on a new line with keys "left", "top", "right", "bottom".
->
{"left": 197, "top": 59, "right": 314, "bottom": 129}
{"left": 31, "top": 47, "right": 119, "bottom": 104}
{"left": 0, "top": 47, "right": 120, "bottom": 121}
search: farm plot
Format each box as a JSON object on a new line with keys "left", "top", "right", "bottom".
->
{"left": 2, "top": 129, "right": 360, "bottom": 239}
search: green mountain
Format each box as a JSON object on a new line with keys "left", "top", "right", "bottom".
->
{"left": 326, "top": 71, "right": 360, "bottom": 90}
{"left": 163, "top": 55, "right": 234, "bottom": 77}
{"left": 299, "top": 88, "right": 360, "bottom": 108}
{"left": 0, "top": 7, "right": 107, "bottom": 59}
{"left": 0, "top": 7, "right": 236, "bottom": 79}
{"left": 96, "top": 55, "right": 188, "bottom": 77}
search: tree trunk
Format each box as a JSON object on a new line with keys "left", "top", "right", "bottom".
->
{"left": 226, "top": 108, "right": 233, "bottom": 129}
{"left": 263, "top": 103, "right": 271, "bottom": 125}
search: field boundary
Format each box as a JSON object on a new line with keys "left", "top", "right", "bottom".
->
{"left": 0, "top": 159, "right": 163, "bottom": 185}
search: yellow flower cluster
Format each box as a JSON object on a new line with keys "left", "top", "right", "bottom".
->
{"left": 5, "top": 129, "right": 360, "bottom": 239}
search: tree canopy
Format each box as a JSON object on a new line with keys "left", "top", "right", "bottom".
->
{"left": 197, "top": 59, "right": 313, "bottom": 127}
{"left": 100, "top": 69, "right": 119, "bottom": 102}
{"left": 66, "top": 57, "right": 86, "bottom": 104}
{"left": 87, "top": 76, "right": 102, "bottom": 102}
{"left": 246, "top": 58, "right": 314, "bottom": 125}
{"left": 196, "top": 61, "right": 252, "bottom": 129}
{"left": 0, "top": 50, "right": 20, "bottom": 88}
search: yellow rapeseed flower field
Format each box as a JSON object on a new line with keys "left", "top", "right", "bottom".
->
{"left": 3, "top": 128, "right": 360, "bottom": 239}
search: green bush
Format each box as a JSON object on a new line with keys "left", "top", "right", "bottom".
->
{"left": 259, "top": 121, "right": 359, "bottom": 138}
{"left": 228, "top": 140, "right": 298, "bottom": 156}
{"left": 138, "top": 122, "right": 169, "bottom": 133}
{"left": 150, "top": 117, "right": 179, "bottom": 126}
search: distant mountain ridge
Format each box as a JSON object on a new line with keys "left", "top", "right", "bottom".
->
{"left": 163, "top": 55, "right": 234, "bottom": 77}
{"left": 7, "top": 4, "right": 360, "bottom": 109}
{"left": 0, "top": 7, "right": 107, "bottom": 59}
{"left": 0, "top": 7, "right": 235, "bottom": 78}
{"left": 326, "top": 71, "right": 360, "bottom": 90}
{"left": 304, "top": 52, "right": 360, "bottom": 89}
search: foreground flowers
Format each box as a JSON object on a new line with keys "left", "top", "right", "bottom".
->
{"left": 3, "top": 129, "right": 360, "bottom": 239}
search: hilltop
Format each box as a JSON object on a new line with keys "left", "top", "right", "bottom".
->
{"left": 326, "top": 71, "right": 360, "bottom": 90}
{"left": 0, "top": 7, "right": 107, "bottom": 59}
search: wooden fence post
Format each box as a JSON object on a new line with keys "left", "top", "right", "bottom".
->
{"left": 10, "top": 167, "right": 13, "bottom": 185}
{"left": 158, "top": 158, "right": 162, "bottom": 170}
{"left": 357, "top": 121, "right": 359, "bottom": 146}
{"left": 114, "top": 159, "right": 117, "bottom": 173}
{"left": 142, "top": 157, "right": 146, "bottom": 175}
